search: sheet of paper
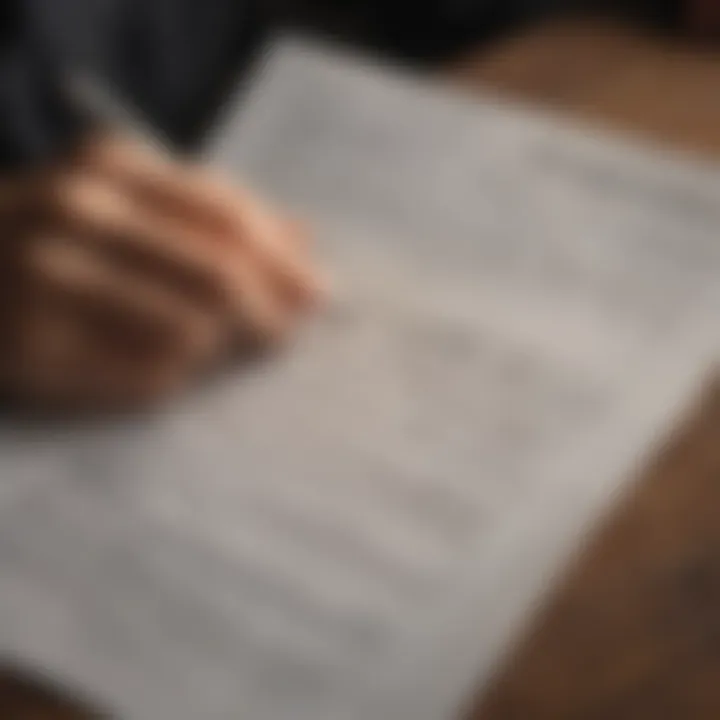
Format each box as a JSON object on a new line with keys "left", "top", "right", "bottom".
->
{"left": 1, "top": 36, "right": 720, "bottom": 720}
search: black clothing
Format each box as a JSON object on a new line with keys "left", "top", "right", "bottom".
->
{"left": 0, "top": 0, "right": 585, "bottom": 170}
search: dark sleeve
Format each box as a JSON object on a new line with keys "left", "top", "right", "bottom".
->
{"left": 109, "top": 0, "right": 269, "bottom": 151}
{"left": 0, "top": 0, "right": 268, "bottom": 171}
{"left": 374, "top": 0, "right": 578, "bottom": 61}
{"left": 0, "top": 0, "right": 87, "bottom": 171}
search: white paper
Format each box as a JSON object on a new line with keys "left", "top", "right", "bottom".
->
{"left": 1, "top": 36, "right": 719, "bottom": 719}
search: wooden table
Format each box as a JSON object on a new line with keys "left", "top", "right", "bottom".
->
{"left": 4, "top": 17, "right": 720, "bottom": 719}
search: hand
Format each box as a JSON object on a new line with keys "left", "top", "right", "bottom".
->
{"left": 0, "top": 132, "right": 325, "bottom": 411}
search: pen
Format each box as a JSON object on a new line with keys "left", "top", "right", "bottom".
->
{"left": 63, "top": 69, "right": 169, "bottom": 155}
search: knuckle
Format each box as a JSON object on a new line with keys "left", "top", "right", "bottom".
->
{"left": 44, "top": 171, "right": 127, "bottom": 230}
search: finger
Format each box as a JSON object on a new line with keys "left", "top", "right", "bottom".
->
{"left": 221, "top": 187, "right": 327, "bottom": 307}
{"left": 14, "top": 300, "right": 91, "bottom": 407}
{"left": 81, "top": 142, "right": 325, "bottom": 305}
{"left": 28, "top": 339, "right": 186, "bottom": 413}
{"left": 232, "top": 254, "right": 293, "bottom": 349}
{"left": 236, "top": 196, "right": 328, "bottom": 308}
{"left": 76, "top": 133, "right": 169, "bottom": 183}
{"left": 44, "top": 174, "right": 241, "bottom": 312}
{"left": 14, "top": 248, "right": 201, "bottom": 413}
{"left": 44, "top": 174, "right": 311, "bottom": 339}
{"left": 68, "top": 345, "right": 189, "bottom": 411}
{"left": 28, "top": 237, "right": 224, "bottom": 363}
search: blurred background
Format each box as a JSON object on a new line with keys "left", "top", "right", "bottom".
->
{"left": 272, "top": 0, "right": 719, "bottom": 60}
{"left": 4, "top": 1, "right": 720, "bottom": 718}
{"left": 269, "top": 0, "right": 720, "bottom": 160}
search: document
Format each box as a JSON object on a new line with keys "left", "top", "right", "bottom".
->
{"left": 1, "top": 36, "right": 719, "bottom": 719}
